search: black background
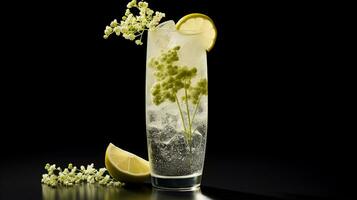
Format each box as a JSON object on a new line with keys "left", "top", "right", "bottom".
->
{"left": 1, "top": 0, "right": 339, "bottom": 199}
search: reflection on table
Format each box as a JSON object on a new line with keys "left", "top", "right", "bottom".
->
{"left": 42, "top": 184, "right": 213, "bottom": 200}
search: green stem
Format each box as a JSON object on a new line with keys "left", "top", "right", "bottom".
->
{"left": 184, "top": 86, "right": 192, "bottom": 143}
{"left": 135, "top": 30, "right": 145, "bottom": 41}
{"left": 191, "top": 94, "right": 202, "bottom": 125}
{"left": 175, "top": 95, "right": 187, "bottom": 137}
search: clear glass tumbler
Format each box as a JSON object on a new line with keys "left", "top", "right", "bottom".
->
{"left": 146, "top": 21, "right": 208, "bottom": 191}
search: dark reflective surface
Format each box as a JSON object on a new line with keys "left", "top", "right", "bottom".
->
{"left": 151, "top": 189, "right": 213, "bottom": 200}
{"left": 42, "top": 184, "right": 152, "bottom": 200}
{"left": 40, "top": 183, "right": 283, "bottom": 200}
{"left": 0, "top": 158, "right": 332, "bottom": 200}
{"left": 0, "top": 157, "right": 334, "bottom": 200}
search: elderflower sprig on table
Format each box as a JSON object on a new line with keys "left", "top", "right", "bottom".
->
{"left": 103, "top": 0, "right": 165, "bottom": 45}
{"left": 41, "top": 163, "right": 123, "bottom": 187}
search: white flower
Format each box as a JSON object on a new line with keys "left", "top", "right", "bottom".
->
{"left": 103, "top": 0, "right": 165, "bottom": 45}
{"left": 98, "top": 168, "right": 106, "bottom": 176}
{"left": 110, "top": 19, "right": 118, "bottom": 27}
{"left": 135, "top": 40, "right": 143, "bottom": 45}
{"left": 49, "top": 164, "right": 56, "bottom": 171}
{"left": 71, "top": 166, "right": 77, "bottom": 173}
{"left": 139, "top": 10, "right": 145, "bottom": 16}
{"left": 104, "top": 26, "right": 113, "bottom": 35}
{"left": 125, "top": 9, "right": 131, "bottom": 16}
{"left": 41, "top": 163, "right": 122, "bottom": 187}
{"left": 127, "top": 0, "right": 137, "bottom": 8}
{"left": 138, "top": 1, "right": 148, "bottom": 8}
{"left": 129, "top": 34, "right": 135, "bottom": 40}
{"left": 147, "top": 9, "right": 154, "bottom": 16}
{"left": 45, "top": 163, "right": 50, "bottom": 170}
{"left": 133, "top": 23, "right": 143, "bottom": 31}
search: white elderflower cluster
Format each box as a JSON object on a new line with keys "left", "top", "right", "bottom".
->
{"left": 103, "top": 0, "right": 165, "bottom": 45}
{"left": 41, "top": 163, "right": 123, "bottom": 187}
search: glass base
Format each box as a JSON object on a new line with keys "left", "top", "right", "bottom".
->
{"left": 151, "top": 174, "right": 202, "bottom": 191}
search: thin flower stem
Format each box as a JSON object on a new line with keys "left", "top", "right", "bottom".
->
{"left": 135, "top": 30, "right": 145, "bottom": 38}
{"left": 191, "top": 94, "right": 202, "bottom": 125}
{"left": 139, "top": 31, "right": 144, "bottom": 41}
{"left": 175, "top": 94, "right": 187, "bottom": 137}
{"left": 184, "top": 85, "right": 192, "bottom": 142}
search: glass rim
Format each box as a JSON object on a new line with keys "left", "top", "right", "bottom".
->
{"left": 150, "top": 20, "right": 203, "bottom": 36}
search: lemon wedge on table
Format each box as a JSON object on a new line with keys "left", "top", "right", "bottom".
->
{"left": 176, "top": 13, "right": 217, "bottom": 51}
{"left": 105, "top": 143, "right": 150, "bottom": 183}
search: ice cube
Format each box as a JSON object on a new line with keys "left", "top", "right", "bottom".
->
{"left": 160, "top": 113, "right": 178, "bottom": 127}
{"left": 192, "top": 119, "right": 207, "bottom": 137}
{"left": 147, "top": 125, "right": 160, "bottom": 141}
{"left": 166, "top": 134, "right": 188, "bottom": 155}
{"left": 147, "top": 107, "right": 158, "bottom": 123}
{"left": 149, "top": 20, "right": 176, "bottom": 50}
{"left": 161, "top": 125, "right": 177, "bottom": 143}
{"left": 191, "top": 130, "right": 203, "bottom": 150}
{"left": 156, "top": 20, "right": 176, "bottom": 31}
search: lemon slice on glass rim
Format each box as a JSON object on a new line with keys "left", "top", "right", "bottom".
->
{"left": 176, "top": 13, "right": 217, "bottom": 51}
